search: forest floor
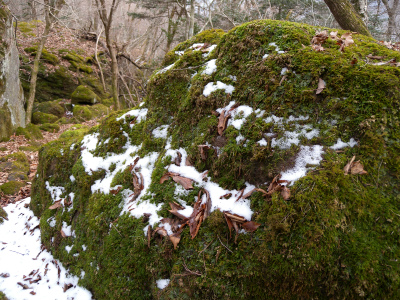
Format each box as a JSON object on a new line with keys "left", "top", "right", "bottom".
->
{"left": 0, "top": 120, "right": 98, "bottom": 208}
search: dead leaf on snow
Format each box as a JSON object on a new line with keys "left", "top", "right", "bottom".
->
{"left": 218, "top": 110, "right": 231, "bottom": 136}
{"left": 175, "top": 151, "right": 182, "bottom": 166}
{"left": 153, "top": 227, "right": 168, "bottom": 237}
{"left": 110, "top": 186, "right": 123, "bottom": 195}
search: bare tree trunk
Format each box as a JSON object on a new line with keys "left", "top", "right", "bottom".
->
{"left": 350, "top": 0, "right": 369, "bottom": 24}
{"left": 324, "top": 0, "right": 371, "bottom": 37}
{"left": 382, "top": 0, "right": 399, "bottom": 41}
{"left": 25, "top": 0, "right": 51, "bottom": 124}
{"left": 95, "top": 28, "right": 107, "bottom": 93}
{"left": 95, "top": 0, "right": 121, "bottom": 110}
{"left": 189, "top": 0, "right": 195, "bottom": 38}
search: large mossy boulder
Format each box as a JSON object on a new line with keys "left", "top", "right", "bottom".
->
{"left": 33, "top": 100, "right": 66, "bottom": 118}
{"left": 72, "top": 104, "right": 109, "bottom": 121}
{"left": 31, "top": 21, "right": 400, "bottom": 299}
{"left": 71, "top": 85, "right": 100, "bottom": 105}
{"left": 32, "top": 111, "right": 59, "bottom": 124}
{"left": 0, "top": 152, "right": 29, "bottom": 182}
{"left": 15, "top": 123, "right": 43, "bottom": 140}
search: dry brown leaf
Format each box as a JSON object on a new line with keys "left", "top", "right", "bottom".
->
{"left": 185, "top": 156, "right": 193, "bottom": 166}
{"left": 350, "top": 161, "right": 368, "bottom": 175}
{"left": 281, "top": 186, "right": 291, "bottom": 200}
{"left": 220, "top": 193, "right": 232, "bottom": 199}
{"left": 129, "top": 157, "right": 140, "bottom": 172}
{"left": 169, "top": 232, "right": 181, "bottom": 249}
{"left": 110, "top": 186, "right": 123, "bottom": 195}
{"left": 367, "top": 54, "right": 385, "bottom": 60}
{"left": 175, "top": 151, "right": 182, "bottom": 166}
{"left": 60, "top": 229, "right": 67, "bottom": 238}
{"left": 224, "top": 212, "right": 246, "bottom": 223}
{"left": 344, "top": 156, "right": 356, "bottom": 175}
{"left": 311, "top": 30, "right": 329, "bottom": 46}
{"left": 153, "top": 227, "right": 168, "bottom": 237}
{"left": 172, "top": 175, "right": 193, "bottom": 190}
{"left": 49, "top": 200, "right": 62, "bottom": 210}
{"left": 316, "top": 78, "right": 325, "bottom": 94}
{"left": 242, "top": 221, "right": 261, "bottom": 232}
{"left": 223, "top": 212, "right": 234, "bottom": 238}
{"left": 198, "top": 145, "right": 210, "bottom": 160}
{"left": 241, "top": 188, "right": 256, "bottom": 199}
{"left": 218, "top": 110, "right": 231, "bottom": 136}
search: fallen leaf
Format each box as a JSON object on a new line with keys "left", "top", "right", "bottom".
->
{"left": 185, "top": 156, "right": 193, "bottom": 166}
{"left": 60, "top": 229, "right": 67, "bottom": 238}
{"left": 153, "top": 227, "right": 168, "bottom": 237}
{"left": 63, "top": 283, "right": 73, "bottom": 292}
{"left": 168, "top": 202, "right": 187, "bottom": 220}
{"left": 220, "top": 193, "right": 232, "bottom": 199}
{"left": 350, "top": 161, "right": 368, "bottom": 175}
{"left": 110, "top": 186, "right": 123, "bottom": 195}
{"left": 316, "top": 78, "right": 325, "bottom": 94}
{"left": 198, "top": 145, "right": 210, "bottom": 160}
{"left": 175, "top": 151, "right": 182, "bottom": 166}
{"left": 169, "top": 232, "right": 181, "bottom": 249}
{"left": 311, "top": 30, "right": 329, "bottom": 46}
{"left": 172, "top": 175, "right": 193, "bottom": 190}
{"left": 242, "top": 221, "right": 261, "bottom": 232}
{"left": 366, "top": 54, "right": 385, "bottom": 60}
{"left": 344, "top": 156, "right": 356, "bottom": 175}
{"left": 49, "top": 200, "right": 62, "bottom": 210}
{"left": 241, "top": 189, "right": 256, "bottom": 199}
{"left": 17, "top": 282, "right": 29, "bottom": 289}
{"left": 129, "top": 157, "right": 140, "bottom": 171}
{"left": 281, "top": 186, "right": 291, "bottom": 200}
{"left": 218, "top": 110, "right": 231, "bottom": 136}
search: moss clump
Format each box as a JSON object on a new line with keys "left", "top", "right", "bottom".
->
{"left": 15, "top": 124, "right": 43, "bottom": 140}
{"left": 31, "top": 20, "right": 400, "bottom": 299}
{"left": 101, "top": 97, "right": 114, "bottom": 107}
{"left": 0, "top": 103, "right": 12, "bottom": 142}
{"left": 69, "top": 61, "right": 93, "bottom": 74}
{"left": 0, "top": 207, "right": 7, "bottom": 224}
{"left": 32, "top": 111, "right": 59, "bottom": 124}
{"left": 24, "top": 46, "right": 59, "bottom": 65}
{"left": 62, "top": 52, "right": 85, "bottom": 63}
{"left": 0, "top": 181, "right": 25, "bottom": 195}
{"left": 33, "top": 100, "right": 66, "bottom": 118}
{"left": 39, "top": 123, "right": 60, "bottom": 132}
{"left": 0, "top": 152, "right": 30, "bottom": 181}
{"left": 72, "top": 104, "right": 109, "bottom": 121}
{"left": 71, "top": 85, "right": 100, "bottom": 105}
{"left": 58, "top": 127, "right": 89, "bottom": 143}
{"left": 0, "top": 147, "right": 6, "bottom": 151}
{"left": 18, "top": 21, "right": 40, "bottom": 36}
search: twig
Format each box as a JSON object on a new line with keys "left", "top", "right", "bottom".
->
{"left": 217, "top": 235, "right": 232, "bottom": 253}
{"left": 198, "top": 238, "right": 215, "bottom": 254}
{"left": 182, "top": 257, "right": 202, "bottom": 276}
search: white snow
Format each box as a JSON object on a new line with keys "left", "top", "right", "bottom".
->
{"left": 70, "top": 175, "right": 75, "bottom": 182}
{"left": 280, "top": 145, "right": 325, "bottom": 183}
{"left": 281, "top": 67, "right": 288, "bottom": 75}
{"left": 217, "top": 102, "right": 254, "bottom": 130}
{"left": 0, "top": 198, "right": 93, "bottom": 300}
{"left": 228, "top": 75, "right": 237, "bottom": 81}
{"left": 61, "top": 222, "right": 75, "bottom": 237}
{"left": 45, "top": 181, "right": 65, "bottom": 202}
{"left": 156, "top": 279, "right": 170, "bottom": 289}
{"left": 175, "top": 51, "right": 184, "bottom": 56}
{"left": 116, "top": 108, "right": 148, "bottom": 127}
{"left": 152, "top": 125, "right": 169, "bottom": 139}
{"left": 156, "top": 63, "right": 175, "bottom": 74}
{"left": 202, "top": 59, "right": 217, "bottom": 75}
{"left": 330, "top": 138, "right": 357, "bottom": 150}
{"left": 203, "top": 81, "right": 235, "bottom": 97}
{"left": 262, "top": 54, "right": 269, "bottom": 59}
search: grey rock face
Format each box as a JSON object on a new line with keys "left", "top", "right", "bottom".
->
{"left": 0, "top": 6, "right": 25, "bottom": 140}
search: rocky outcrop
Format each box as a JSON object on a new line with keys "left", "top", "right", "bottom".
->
{"left": 0, "top": 4, "right": 25, "bottom": 141}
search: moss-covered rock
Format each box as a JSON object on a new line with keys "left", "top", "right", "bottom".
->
{"left": 71, "top": 85, "right": 100, "bottom": 105}
{"left": 72, "top": 104, "right": 109, "bottom": 121}
{"left": 33, "top": 100, "right": 66, "bottom": 118}
{"left": 15, "top": 123, "right": 43, "bottom": 140}
{"left": 39, "top": 123, "right": 60, "bottom": 132}
{"left": 0, "top": 152, "right": 29, "bottom": 181}
{"left": 31, "top": 20, "right": 400, "bottom": 299}
{"left": 0, "top": 181, "right": 25, "bottom": 195}
{"left": 0, "top": 103, "right": 12, "bottom": 142}
{"left": 24, "top": 46, "right": 59, "bottom": 65}
{"left": 100, "top": 97, "right": 114, "bottom": 107}
{"left": 32, "top": 111, "right": 59, "bottom": 124}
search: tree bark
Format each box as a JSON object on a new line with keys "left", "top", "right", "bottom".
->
{"left": 350, "top": 0, "right": 368, "bottom": 24}
{"left": 382, "top": 0, "right": 399, "bottom": 41}
{"left": 25, "top": 0, "right": 51, "bottom": 124}
{"left": 189, "top": 0, "right": 195, "bottom": 38}
{"left": 324, "top": 0, "right": 371, "bottom": 37}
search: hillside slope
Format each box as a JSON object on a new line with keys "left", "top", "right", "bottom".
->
{"left": 31, "top": 20, "right": 400, "bottom": 299}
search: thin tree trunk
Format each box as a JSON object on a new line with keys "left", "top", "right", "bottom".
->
{"left": 95, "top": 28, "right": 107, "bottom": 93}
{"left": 382, "top": 0, "right": 399, "bottom": 41}
{"left": 324, "top": 0, "right": 371, "bottom": 37}
{"left": 25, "top": 0, "right": 51, "bottom": 124}
{"left": 189, "top": 0, "right": 195, "bottom": 38}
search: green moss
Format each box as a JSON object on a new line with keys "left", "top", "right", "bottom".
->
{"left": 0, "top": 103, "right": 12, "bottom": 141}
{"left": 39, "top": 123, "right": 60, "bottom": 132}
{"left": 32, "top": 111, "right": 59, "bottom": 124}
{"left": 72, "top": 104, "right": 110, "bottom": 122}
{"left": 0, "top": 147, "right": 6, "bottom": 151}
{"left": 71, "top": 85, "right": 100, "bottom": 105}
{"left": 0, "top": 207, "right": 7, "bottom": 224}
{"left": 15, "top": 124, "right": 43, "bottom": 140}
{"left": 24, "top": 46, "right": 59, "bottom": 65}
{"left": 0, "top": 181, "right": 25, "bottom": 195}
{"left": 101, "top": 97, "right": 114, "bottom": 107}
{"left": 0, "top": 152, "right": 30, "bottom": 182}
{"left": 33, "top": 100, "right": 66, "bottom": 117}
{"left": 62, "top": 52, "right": 85, "bottom": 63}
{"left": 58, "top": 127, "right": 89, "bottom": 143}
